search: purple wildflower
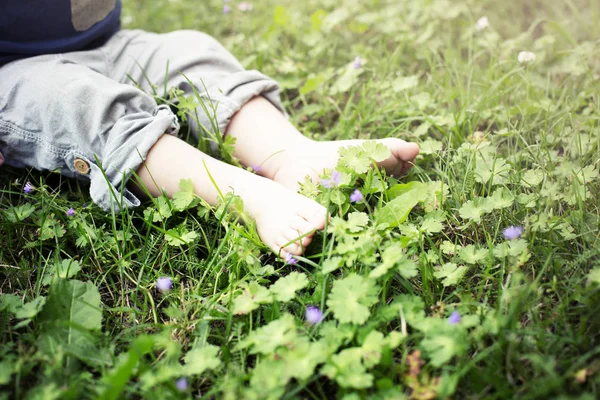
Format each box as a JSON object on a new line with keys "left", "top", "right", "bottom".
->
{"left": 350, "top": 189, "right": 363, "bottom": 203}
{"left": 321, "top": 171, "right": 341, "bottom": 189}
{"left": 66, "top": 208, "right": 76, "bottom": 217}
{"left": 175, "top": 378, "right": 188, "bottom": 392}
{"left": 502, "top": 226, "right": 523, "bottom": 240}
{"left": 352, "top": 56, "right": 362, "bottom": 69}
{"left": 250, "top": 164, "right": 261, "bottom": 173}
{"left": 285, "top": 253, "right": 297, "bottom": 265}
{"left": 156, "top": 277, "right": 173, "bottom": 293}
{"left": 223, "top": 4, "right": 231, "bottom": 13}
{"left": 23, "top": 182, "right": 34, "bottom": 194}
{"left": 305, "top": 306, "right": 324, "bottom": 325}
{"left": 448, "top": 311, "right": 461, "bottom": 325}
{"left": 82, "top": 203, "right": 87, "bottom": 208}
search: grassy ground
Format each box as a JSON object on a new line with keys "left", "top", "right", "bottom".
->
{"left": 1, "top": 0, "right": 599, "bottom": 398}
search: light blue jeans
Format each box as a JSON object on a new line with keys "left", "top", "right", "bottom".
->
{"left": 0, "top": 30, "right": 284, "bottom": 211}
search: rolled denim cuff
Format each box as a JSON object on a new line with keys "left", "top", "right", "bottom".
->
{"left": 88, "top": 105, "right": 179, "bottom": 212}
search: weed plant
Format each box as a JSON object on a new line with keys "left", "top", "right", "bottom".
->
{"left": 1, "top": 0, "right": 599, "bottom": 399}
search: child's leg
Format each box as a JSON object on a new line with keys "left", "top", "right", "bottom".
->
{"left": 225, "top": 96, "right": 420, "bottom": 191}
{"left": 97, "top": 30, "right": 419, "bottom": 190}
{"left": 135, "top": 134, "right": 327, "bottom": 257}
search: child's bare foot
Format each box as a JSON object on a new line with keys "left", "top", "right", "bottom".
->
{"left": 270, "top": 138, "right": 420, "bottom": 192}
{"left": 136, "top": 134, "right": 328, "bottom": 259}
{"left": 235, "top": 175, "right": 328, "bottom": 257}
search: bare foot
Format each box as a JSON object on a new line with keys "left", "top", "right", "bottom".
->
{"left": 234, "top": 173, "right": 328, "bottom": 257}
{"left": 270, "top": 138, "right": 420, "bottom": 192}
{"left": 135, "top": 134, "right": 328, "bottom": 259}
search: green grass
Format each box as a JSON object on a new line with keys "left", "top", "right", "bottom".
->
{"left": 1, "top": 0, "right": 600, "bottom": 398}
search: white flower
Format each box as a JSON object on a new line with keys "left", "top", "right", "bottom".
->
{"left": 238, "top": 2, "right": 253, "bottom": 11}
{"left": 475, "top": 16, "right": 489, "bottom": 31}
{"left": 122, "top": 15, "right": 134, "bottom": 25}
{"left": 518, "top": 51, "right": 536, "bottom": 63}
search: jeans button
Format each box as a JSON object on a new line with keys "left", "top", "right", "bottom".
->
{"left": 74, "top": 158, "right": 90, "bottom": 174}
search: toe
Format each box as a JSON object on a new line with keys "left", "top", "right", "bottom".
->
{"left": 399, "top": 142, "right": 420, "bottom": 161}
{"left": 277, "top": 237, "right": 303, "bottom": 257}
{"left": 303, "top": 204, "right": 328, "bottom": 230}
{"left": 284, "top": 225, "right": 313, "bottom": 249}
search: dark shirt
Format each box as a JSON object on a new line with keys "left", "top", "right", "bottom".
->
{"left": 0, "top": 0, "right": 121, "bottom": 64}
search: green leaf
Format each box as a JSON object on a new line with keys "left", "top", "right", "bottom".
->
{"left": 321, "top": 348, "right": 373, "bottom": 389}
{"left": 270, "top": 272, "right": 309, "bottom": 302}
{"left": 182, "top": 344, "right": 221, "bottom": 375}
{"left": 434, "top": 263, "right": 468, "bottom": 287}
{"left": 273, "top": 5, "right": 290, "bottom": 27}
{"left": 474, "top": 154, "right": 510, "bottom": 184}
{"left": 377, "top": 182, "right": 427, "bottom": 228}
{"left": 172, "top": 178, "right": 198, "bottom": 211}
{"left": 39, "top": 279, "right": 102, "bottom": 330}
{"left": 391, "top": 75, "right": 419, "bottom": 92}
{"left": 440, "top": 240, "right": 460, "bottom": 256}
{"left": 459, "top": 245, "right": 488, "bottom": 264}
{"left": 13, "top": 296, "right": 46, "bottom": 319}
{"left": 361, "top": 141, "right": 391, "bottom": 162}
{"left": 237, "top": 314, "right": 297, "bottom": 354}
{"left": 98, "top": 335, "right": 156, "bottom": 400}
{"left": 421, "top": 333, "right": 467, "bottom": 367}
{"left": 300, "top": 73, "right": 329, "bottom": 95}
{"left": 165, "top": 226, "right": 198, "bottom": 246}
{"left": 0, "top": 358, "right": 15, "bottom": 385}
{"left": 327, "top": 274, "right": 379, "bottom": 324}
{"left": 38, "top": 215, "right": 65, "bottom": 241}
{"left": 487, "top": 188, "right": 514, "bottom": 210}
{"left": 338, "top": 145, "right": 371, "bottom": 174}
{"left": 329, "top": 67, "right": 362, "bottom": 95}
{"left": 458, "top": 198, "right": 487, "bottom": 223}
{"left": 420, "top": 210, "right": 445, "bottom": 234}
{"left": 42, "top": 259, "right": 82, "bottom": 285}
{"left": 0, "top": 294, "right": 22, "bottom": 313}
{"left": 154, "top": 196, "right": 172, "bottom": 222}
{"left": 232, "top": 281, "right": 272, "bottom": 315}
{"left": 279, "top": 337, "right": 328, "bottom": 381}
{"left": 521, "top": 169, "right": 544, "bottom": 187}
{"left": 347, "top": 212, "right": 369, "bottom": 233}
{"left": 139, "top": 364, "right": 183, "bottom": 391}
{"left": 369, "top": 244, "right": 416, "bottom": 279}
{"left": 322, "top": 256, "right": 343, "bottom": 274}
{"left": 588, "top": 267, "right": 600, "bottom": 285}
{"left": 397, "top": 257, "right": 419, "bottom": 279}
{"left": 360, "top": 330, "right": 386, "bottom": 368}
{"left": 37, "top": 280, "right": 102, "bottom": 361}
{"left": 4, "top": 203, "right": 36, "bottom": 223}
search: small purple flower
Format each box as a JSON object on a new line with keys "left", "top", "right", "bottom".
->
{"left": 82, "top": 203, "right": 87, "bottom": 208}
{"left": 66, "top": 208, "right": 76, "bottom": 217}
{"left": 250, "top": 164, "right": 261, "bottom": 173}
{"left": 350, "top": 189, "right": 363, "bottom": 203}
{"left": 352, "top": 56, "right": 362, "bottom": 69}
{"left": 321, "top": 171, "right": 341, "bottom": 189}
{"left": 285, "top": 253, "right": 297, "bottom": 265}
{"left": 448, "top": 311, "right": 461, "bottom": 325}
{"left": 156, "top": 277, "right": 173, "bottom": 293}
{"left": 175, "top": 378, "right": 188, "bottom": 392}
{"left": 305, "top": 306, "right": 324, "bottom": 325}
{"left": 23, "top": 182, "right": 34, "bottom": 194}
{"left": 502, "top": 226, "right": 523, "bottom": 240}
{"left": 223, "top": 4, "right": 231, "bottom": 13}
